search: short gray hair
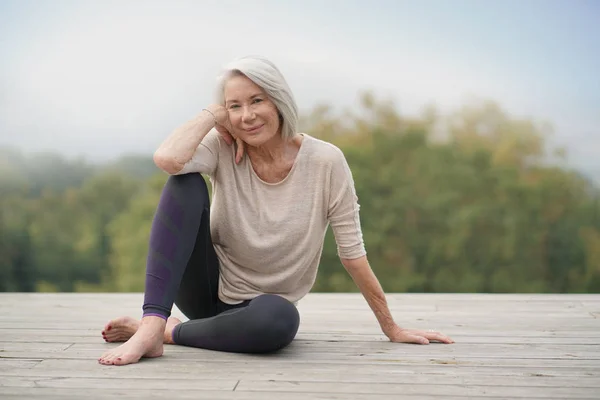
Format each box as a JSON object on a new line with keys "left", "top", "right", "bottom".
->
{"left": 216, "top": 55, "right": 298, "bottom": 140}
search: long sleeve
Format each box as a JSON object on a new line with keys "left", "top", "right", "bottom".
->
{"left": 327, "top": 147, "right": 367, "bottom": 259}
{"left": 175, "top": 129, "right": 221, "bottom": 176}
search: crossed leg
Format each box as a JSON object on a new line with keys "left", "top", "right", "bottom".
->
{"left": 98, "top": 174, "right": 299, "bottom": 366}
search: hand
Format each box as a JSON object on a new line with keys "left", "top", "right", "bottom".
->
{"left": 384, "top": 324, "right": 454, "bottom": 345}
{"left": 204, "top": 105, "right": 245, "bottom": 164}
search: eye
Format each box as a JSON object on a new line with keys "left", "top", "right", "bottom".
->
{"left": 228, "top": 104, "right": 240, "bottom": 109}
{"left": 253, "top": 98, "right": 263, "bottom": 104}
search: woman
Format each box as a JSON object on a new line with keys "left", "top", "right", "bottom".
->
{"left": 98, "top": 56, "right": 453, "bottom": 366}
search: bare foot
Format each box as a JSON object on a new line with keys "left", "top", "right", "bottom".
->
{"left": 164, "top": 317, "right": 182, "bottom": 344}
{"left": 98, "top": 316, "right": 165, "bottom": 366}
{"left": 101, "top": 316, "right": 182, "bottom": 344}
{"left": 102, "top": 316, "right": 139, "bottom": 343}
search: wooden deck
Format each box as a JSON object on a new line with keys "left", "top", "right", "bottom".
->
{"left": 1, "top": 293, "right": 599, "bottom": 399}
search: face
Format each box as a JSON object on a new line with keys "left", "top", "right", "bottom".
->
{"left": 224, "top": 74, "right": 281, "bottom": 147}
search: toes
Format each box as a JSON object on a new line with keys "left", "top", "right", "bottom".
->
{"left": 99, "top": 353, "right": 111, "bottom": 364}
{"left": 113, "top": 353, "right": 139, "bottom": 366}
{"left": 98, "top": 354, "right": 112, "bottom": 365}
{"left": 112, "top": 356, "right": 128, "bottom": 366}
{"left": 99, "top": 349, "right": 120, "bottom": 365}
{"left": 104, "top": 333, "right": 127, "bottom": 342}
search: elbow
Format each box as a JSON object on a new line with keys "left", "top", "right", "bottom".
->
{"left": 341, "top": 254, "right": 368, "bottom": 271}
{"left": 153, "top": 151, "right": 182, "bottom": 175}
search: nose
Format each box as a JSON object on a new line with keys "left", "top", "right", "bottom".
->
{"left": 242, "top": 106, "right": 255, "bottom": 123}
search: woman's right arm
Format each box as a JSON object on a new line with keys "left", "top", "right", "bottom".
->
{"left": 153, "top": 106, "right": 226, "bottom": 175}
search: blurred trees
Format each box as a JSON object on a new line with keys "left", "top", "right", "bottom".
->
{"left": 1, "top": 94, "right": 599, "bottom": 293}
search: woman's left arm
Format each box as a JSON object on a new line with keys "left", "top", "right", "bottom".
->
{"left": 341, "top": 255, "right": 454, "bottom": 345}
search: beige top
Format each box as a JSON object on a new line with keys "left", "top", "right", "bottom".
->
{"left": 177, "top": 129, "right": 366, "bottom": 304}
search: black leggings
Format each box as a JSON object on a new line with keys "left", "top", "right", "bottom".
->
{"left": 141, "top": 173, "right": 300, "bottom": 353}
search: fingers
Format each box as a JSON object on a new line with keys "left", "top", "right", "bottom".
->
{"left": 407, "top": 334, "right": 429, "bottom": 345}
{"left": 391, "top": 328, "right": 454, "bottom": 345}
{"left": 424, "top": 330, "right": 454, "bottom": 344}
{"left": 213, "top": 123, "right": 244, "bottom": 164}
{"left": 215, "top": 125, "right": 234, "bottom": 145}
{"left": 215, "top": 125, "right": 245, "bottom": 166}
{"left": 406, "top": 332, "right": 453, "bottom": 345}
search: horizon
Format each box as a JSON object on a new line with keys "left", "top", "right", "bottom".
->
{"left": 1, "top": 0, "right": 598, "bottom": 177}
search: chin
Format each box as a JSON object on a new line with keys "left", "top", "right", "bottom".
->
{"left": 241, "top": 130, "right": 277, "bottom": 146}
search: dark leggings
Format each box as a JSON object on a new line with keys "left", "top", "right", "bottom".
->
{"left": 141, "top": 173, "right": 300, "bottom": 353}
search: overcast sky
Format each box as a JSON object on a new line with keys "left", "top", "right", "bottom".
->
{"left": 1, "top": 0, "right": 598, "bottom": 176}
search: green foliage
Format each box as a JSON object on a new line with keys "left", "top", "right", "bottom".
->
{"left": 310, "top": 94, "right": 600, "bottom": 294}
{"left": 104, "top": 174, "right": 168, "bottom": 292}
{"left": 1, "top": 93, "right": 599, "bottom": 293}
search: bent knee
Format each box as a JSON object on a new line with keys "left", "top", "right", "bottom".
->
{"left": 165, "top": 173, "right": 210, "bottom": 203}
{"left": 167, "top": 172, "right": 208, "bottom": 191}
{"left": 248, "top": 294, "right": 300, "bottom": 352}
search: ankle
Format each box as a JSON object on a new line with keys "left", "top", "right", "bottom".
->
{"left": 164, "top": 321, "right": 181, "bottom": 345}
{"left": 164, "top": 329, "right": 176, "bottom": 345}
{"left": 139, "top": 316, "right": 167, "bottom": 335}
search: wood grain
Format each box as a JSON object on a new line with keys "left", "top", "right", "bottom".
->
{"left": 1, "top": 293, "right": 599, "bottom": 399}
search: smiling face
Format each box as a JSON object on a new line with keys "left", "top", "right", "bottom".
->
{"left": 224, "top": 74, "right": 281, "bottom": 147}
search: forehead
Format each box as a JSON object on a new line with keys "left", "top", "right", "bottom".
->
{"left": 224, "top": 74, "right": 264, "bottom": 102}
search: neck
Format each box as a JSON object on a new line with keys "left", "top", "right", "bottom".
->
{"left": 247, "top": 133, "right": 295, "bottom": 164}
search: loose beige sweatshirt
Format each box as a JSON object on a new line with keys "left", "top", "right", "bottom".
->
{"left": 176, "top": 129, "right": 366, "bottom": 304}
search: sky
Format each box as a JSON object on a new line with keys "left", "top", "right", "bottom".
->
{"left": 0, "top": 0, "right": 599, "bottom": 177}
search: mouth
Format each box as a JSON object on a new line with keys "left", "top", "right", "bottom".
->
{"left": 244, "top": 124, "right": 264, "bottom": 133}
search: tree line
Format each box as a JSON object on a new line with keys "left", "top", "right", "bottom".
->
{"left": 1, "top": 93, "right": 599, "bottom": 293}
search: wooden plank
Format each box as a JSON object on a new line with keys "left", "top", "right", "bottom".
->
{"left": 0, "top": 297, "right": 591, "bottom": 311}
{"left": 0, "top": 342, "right": 72, "bottom": 352}
{"left": 0, "top": 329, "right": 101, "bottom": 337}
{"left": 2, "top": 351, "right": 599, "bottom": 368}
{"left": 2, "top": 333, "right": 600, "bottom": 345}
{"left": 0, "top": 359, "right": 41, "bottom": 370}
{"left": 3, "top": 328, "right": 600, "bottom": 341}
{"left": 3, "top": 335, "right": 600, "bottom": 346}
{"left": 17, "top": 359, "right": 600, "bottom": 378}
{"left": 0, "top": 387, "right": 519, "bottom": 400}
{"left": 2, "top": 368, "right": 599, "bottom": 388}
{"left": 63, "top": 341, "right": 600, "bottom": 359}
{"left": 236, "top": 380, "right": 600, "bottom": 398}
{"left": 2, "top": 293, "right": 599, "bottom": 311}
{"left": 294, "top": 334, "right": 600, "bottom": 345}
{"left": 1, "top": 292, "right": 598, "bottom": 301}
{"left": 3, "top": 321, "right": 599, "bottom": 334}
{"left": 3, "top": 311, "right": 596, "bottom": 323}
{"left": 5, "top": 308, "right": 595, "bottom": 319}
{"left": 1, "top": 293, "right": 599, "bottom": 400}
{"left": 0, "top": 335, "right": 102, "bottom": 344}
{"left": 2, "top": 318, "right": 598, "bottom": 331}
{"left": 0, "top": 376, "right": 237, "bottom": 390}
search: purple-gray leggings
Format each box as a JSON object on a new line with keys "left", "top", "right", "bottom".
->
{"left": 141, "top": 173, "right": 299, "bottom": 353}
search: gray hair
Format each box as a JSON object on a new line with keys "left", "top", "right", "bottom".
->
{"left": 215, "top": 55, "right": 298, "bottom": 140}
